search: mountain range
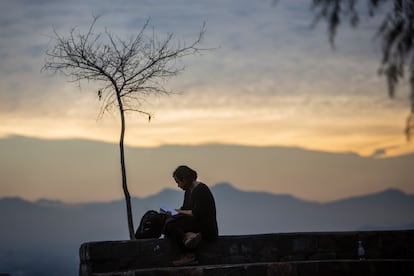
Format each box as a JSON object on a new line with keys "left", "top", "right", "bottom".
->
{"left": 1, "top": 135, "right": 413, "bottom": 203}
{"left": 1, "top": 183, "right": 414, "bottom": 276}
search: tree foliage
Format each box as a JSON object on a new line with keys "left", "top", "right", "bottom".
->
{"left": 311, "top": 0, "right": 414, "bottom": 139}
{"left": 43, "top": 16, "right": 205, "bottom": 239}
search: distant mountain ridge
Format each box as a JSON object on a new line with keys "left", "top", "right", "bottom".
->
{"left": 1, "top": 182, "right": 413, "bottom": 237}
{"left": 1, "top": 182, "right": 414, "bottom": 275}
{"left": 1, "top": 135, "right": 413, "bottom": 203}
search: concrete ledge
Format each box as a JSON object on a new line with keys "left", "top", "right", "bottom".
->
{"left": 92, "top": 260, "right": 414, "bottom": 276}
{"left": 79, "top": 230, "right": 414, "bottom": 275}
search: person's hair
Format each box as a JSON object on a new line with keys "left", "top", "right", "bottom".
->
{"left": 173, "top": 165, "right": 198, "bottom": 185}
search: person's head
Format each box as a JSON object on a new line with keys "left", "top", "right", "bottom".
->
{"left": 173, "top": 165, "right": 198, "bottom": 190}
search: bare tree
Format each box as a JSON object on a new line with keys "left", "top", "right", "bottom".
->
{"left": 43, "top": 16, "right": 205, "bottom": 240}
{"left": 311, "top": 0, "right": 414, "bottom": 139}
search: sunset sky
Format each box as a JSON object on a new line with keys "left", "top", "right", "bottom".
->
{"left": 0, "top": 0, "right": 413, "bottom": 202}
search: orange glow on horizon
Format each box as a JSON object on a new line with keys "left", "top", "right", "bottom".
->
{"left": 1, "top": 104, "right": 413, "bottom": 158}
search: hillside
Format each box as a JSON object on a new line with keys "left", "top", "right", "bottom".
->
{"left": 1, "top": 183, "right": 414, "bottom": 275}
{"left": 1, "top": 136, "right": 413, "bottom": 202}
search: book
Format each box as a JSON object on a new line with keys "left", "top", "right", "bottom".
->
{"left": 159, "top": 204, "right": 179, "bottom": 216}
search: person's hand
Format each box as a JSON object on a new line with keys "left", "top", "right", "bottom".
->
{"left": 175, "top": 209, "right": 193, "bottom": 216}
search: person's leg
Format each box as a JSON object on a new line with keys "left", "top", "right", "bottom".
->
{"left": 164, "top": 216, "right": 198, "bottom": 251}
{"left": 164, "top": 217, "right": 202, "bottom": 266}
{"left": 183, "top": 232, "right": 202, "bottom": 249}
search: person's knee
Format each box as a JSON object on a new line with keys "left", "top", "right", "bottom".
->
{"left": 164, "top": 223, "right": 173, "bottom": 234}
{"left": 164, "top": 221, "right": 180, "bottom": 236}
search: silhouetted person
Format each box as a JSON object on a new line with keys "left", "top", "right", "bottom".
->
{"left": 164, "top": 165, "right": 218, "bottom": 266}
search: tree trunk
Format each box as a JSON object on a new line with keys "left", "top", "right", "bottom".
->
{"left": 117, "top": 94, "right": 136, "bottom": 240}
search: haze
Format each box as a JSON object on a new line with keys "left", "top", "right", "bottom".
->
{"left": 0, "top": 0, "right": 413, "bottom": 203}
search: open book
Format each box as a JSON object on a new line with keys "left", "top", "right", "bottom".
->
{"left": 159, "top": 204, "right": 179, "bottom": 216}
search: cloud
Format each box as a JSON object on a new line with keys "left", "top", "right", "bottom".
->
{"left": 370, "top": 148, "right": 387, "bottom": 158}
{"left": 0, "top": 0, "right": 411, "bottom": 156}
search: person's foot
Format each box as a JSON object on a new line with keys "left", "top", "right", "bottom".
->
{"left": 172, "top": 252, "right": 198, "bottom": 266}
{"left": 183, "top": 232, "right": 202, "bottom": 249}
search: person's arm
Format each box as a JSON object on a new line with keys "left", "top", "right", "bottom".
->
{"left": 180, "top": 190, "right": 191, "bottom": 210}
{"left": 192, "top": 185, "right": 212, "bottom": 218}
{"left": 175, "top": 209, "right": 193, "bottom": 216}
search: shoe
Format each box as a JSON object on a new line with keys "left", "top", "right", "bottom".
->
{"left": 184, "top": 232, "right": 202, "bottom": 249}
{"left": 172, "top": 253, "right": 198, "bottom": 266}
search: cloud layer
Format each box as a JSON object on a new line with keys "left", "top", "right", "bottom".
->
{"left": 0, "top": 0, "right": 412, "bottom": 157}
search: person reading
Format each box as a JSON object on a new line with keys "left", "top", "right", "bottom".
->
{"left": 164, "top": 165, "right": 218, "bottom": 266}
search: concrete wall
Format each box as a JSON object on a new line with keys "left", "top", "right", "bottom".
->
{"left": 79, "top": 230, "right": 414, "bottom": 275}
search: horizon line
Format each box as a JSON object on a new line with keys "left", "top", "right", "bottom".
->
{"left": 2, "top": 134, "right": 412, "bottom": 159}
{"left": 0, "top": 183, "right": 409, "bottom": 206}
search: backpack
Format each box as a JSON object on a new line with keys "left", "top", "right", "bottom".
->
{"left": 135, "top": 210, "right": 166, "bottom": 239}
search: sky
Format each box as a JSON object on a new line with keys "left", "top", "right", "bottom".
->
{"left": 0, "top": 0, "right": 413, "bottom": 202}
